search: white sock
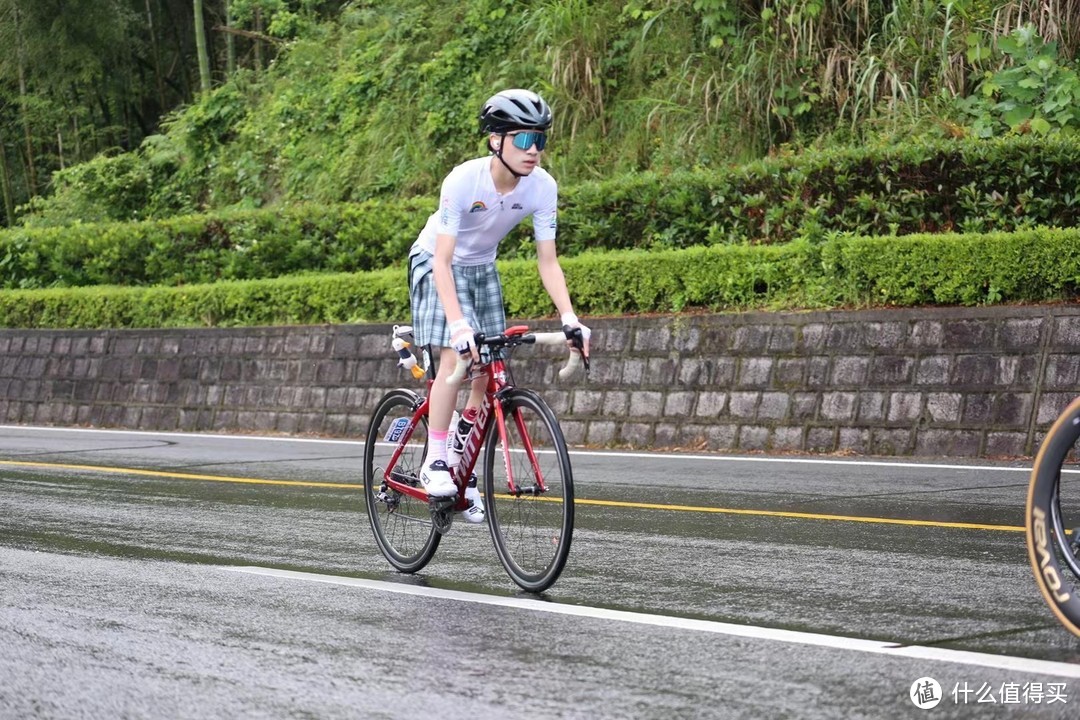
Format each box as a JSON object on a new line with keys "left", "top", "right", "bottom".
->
{"left": 427, "top": 430, "right": 449, "bottom": 467}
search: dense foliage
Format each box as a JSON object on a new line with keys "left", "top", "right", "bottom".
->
{"left": 8, "top": 1, "right": 1080, "bottom": 228}
{"left": 1, "top": 226, "right": 1078, "bottom": 328}
{"left": 4, "top": 1, "right": 1080, "bottom": 332}
{"left": 0, "top": 200, "right": 430, "bottom": 288}
{"left": 0, "top": 0, "right": 343, "bottom": 227}
{"left": 3, "top": 133, "right": 1078, "bottom": 289}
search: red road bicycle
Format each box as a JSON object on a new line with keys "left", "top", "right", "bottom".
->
{"left": 363, "top": 324, "right": 586, "bottom": 593}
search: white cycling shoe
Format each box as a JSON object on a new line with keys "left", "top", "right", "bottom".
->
{"left": 419, "top": 460, "right": 457, "bottom": 498}
{"left": 461, "top": 480, "right": 486, "bottom": 524}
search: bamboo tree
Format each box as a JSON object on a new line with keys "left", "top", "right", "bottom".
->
{"left": 253, "top": 6, "right": 264, "bottom": 73}
{"left": 0, "top": 129, "right": 14, "bottom": 226}
{"left": 71, "top": 105, "right": 81, "bottom": 159}
{"left": 194, "top": 0, "right": 211, "bottom": 92}
{"left": 146, "top": 0, "right": 167, "bottom": 110}
{"left": 226, "top": 0, "right": 236, "bottom": 75}
{"left": 13, "top": 2, "right": 36, "bottom": 195}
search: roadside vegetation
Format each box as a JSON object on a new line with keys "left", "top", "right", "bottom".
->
{"left": 1, "top": 1, "right": 1079, "bottom": 327}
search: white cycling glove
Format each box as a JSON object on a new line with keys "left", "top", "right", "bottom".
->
{"left": 561, "top": 312, "right": 591, "bottom": 354}
{"left": 449, "top": 318, "right": 476, "bottom": 356}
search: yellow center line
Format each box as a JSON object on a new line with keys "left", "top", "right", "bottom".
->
{"left": 0, "top": 459, "right": 354, "bottom": 489}
{"left": 574, "top": 498, "right": 1023, "bottom": 532}
{"left": 0, "top": 459, "right": 1024, "bottom": 532}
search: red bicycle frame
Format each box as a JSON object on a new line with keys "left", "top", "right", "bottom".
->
{"left": 379, "top": 326, "right": 548, "bottom": 508}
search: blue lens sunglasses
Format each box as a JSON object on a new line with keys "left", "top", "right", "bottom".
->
{"left": 509, "top": 131, "right": 547, "bottom": 151}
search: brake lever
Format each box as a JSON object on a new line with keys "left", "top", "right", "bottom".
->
{"left": 563, "top": 325, "right": 591, "bottom": 377}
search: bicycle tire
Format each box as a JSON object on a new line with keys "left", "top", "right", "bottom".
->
{"left": 364, "top": 388, "right": 440, "bottom": 573}
{"left": 484, "top": 388, "right": 574, "bottom": 593}
{"left": 1026, "top": 395, "right": 1080, "bottom": 636}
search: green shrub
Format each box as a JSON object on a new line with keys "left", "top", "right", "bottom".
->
{"left": 3, "top": 227, "right": 1079, "bottom": 329}
{"left": 556, "top": 134, "right": 1080, "bottom": 253}
{"left": 957, "top": 24, "right": 1080, "bottom": 137}
{"left": 4, "top": 134, "right": 1080, "bottom": 291}
{"left": 824, "top": 229, "right": 1080, "bottom": 306}
{"left": 0, "top": 201, "right": 431, "bottom": 290}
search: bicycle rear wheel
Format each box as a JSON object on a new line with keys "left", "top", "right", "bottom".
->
{"left": 364, "top": 389, "right": 440, "bottom": 573}
{"left": 1026, "top": 396, "right": 1080, "bottom": 636}
{"left": 484, "top": 388, "right": 574, "bottom": 593}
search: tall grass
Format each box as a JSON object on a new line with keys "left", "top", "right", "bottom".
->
{"left": 994, "top": 0, "right": 1080, "bottom": 56}
{"left": 527, "top": 0, "right": 615, "bottom": 139}
{"left": 22, "top": 0, "right": 1080, "bottom": 226}
{"left": 532, "top": 0, "right": 1080, "bottom": 155}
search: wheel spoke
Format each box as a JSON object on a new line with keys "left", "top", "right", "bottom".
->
{"left": 485, "top": 390, "right": 573, "bottom": 592}
{"left": 364, "top": 390, "right": 438, "bottom": 572}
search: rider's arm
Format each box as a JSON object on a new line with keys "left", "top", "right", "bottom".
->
{"left": 536, "top": 240, "right": 590, "bottom": 356}
{"left": 536, "top": 240, "right": 573, "bottom": 320}
{"left": 431, "top": 168, "right": 473, "bottom": 341}
{"left": 532, "top": 179, "right": 589, "bottom": 355}
{"left": 433, "top": 231, "right": 477, "bottom": 360}
{"left": 532, "top": 179, "right": 575, "bottom": 321}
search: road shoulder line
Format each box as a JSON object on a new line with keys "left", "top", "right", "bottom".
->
{"left": 225, "top": 566, "right": 1080, "bottom": 679}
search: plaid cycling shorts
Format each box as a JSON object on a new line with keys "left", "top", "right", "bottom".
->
{"left": 408, "top": 249, "right": 506, "bottom": 347}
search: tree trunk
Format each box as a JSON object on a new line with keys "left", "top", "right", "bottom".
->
{"left": 161, "top": 0, "right": 192, "bottom": 101}
{"left": 194, "top": 0, "right": 211, "bottom": 93}
{"left": 72, "top": 109, "right": 82, "bottom": 160}
{"left": 225, "top": 0, "right": 236, "bottom": 75}
{"left": 14, "top": 3, "right": 37, "bottom": 195}
{"left": 0, "top": 132, "right": 15, "bottom": 227}
{"left": 253, "top": 7, "right": 263, "bottom": 73}
{"left": 146, "top": 0, "right": 167, "bottom": 110}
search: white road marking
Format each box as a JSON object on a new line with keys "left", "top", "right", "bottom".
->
{"left": 225, "top": 566, "right": 1080, "bottom": 679}
{"left": 0, "top": 425, "right": 1044, "bottom": 473}
{"left": 0, "top": 424, "right": 364, "bottom": 447}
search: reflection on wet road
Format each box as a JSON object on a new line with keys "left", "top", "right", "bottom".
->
{"left": 2, "top": 426, "right": 1078, "bottom": 718}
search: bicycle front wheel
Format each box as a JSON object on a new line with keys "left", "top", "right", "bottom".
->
{"left": 484, "top": 388, "right": 574, "bottom": 593}
{"left": 1027, "top": 396, "right": 1080, "bottom": 636}
{"left": 364, "top": 388, "right": 440, "bottom": 573}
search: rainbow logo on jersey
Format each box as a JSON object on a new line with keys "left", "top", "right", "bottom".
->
{"left": 469, "top": 201, "right": 488, "bottom": 213}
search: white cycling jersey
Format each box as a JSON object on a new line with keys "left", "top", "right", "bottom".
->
{"left": 411, "top": 156, "right": 557, "bottom": 266}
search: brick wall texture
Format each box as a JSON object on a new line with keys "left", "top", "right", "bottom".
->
{"left": 2, "top": 304, "right": 1080, "bottom": 458}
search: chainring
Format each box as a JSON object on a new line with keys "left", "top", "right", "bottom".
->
{"left": 429, "top": 497, "right": 456, "bottom": 535}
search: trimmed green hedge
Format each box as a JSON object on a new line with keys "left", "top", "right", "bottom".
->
{"left": 558, "top": 133, "right": 1080, "bottom": 255}
{"left": 3, "top": 135, "right": 1080, "bottom": 291}
{"left": 2, "top": 227, "right": 1079, "bottom": 329}
{"left": 0, "top": 269, "right": 408, "bottom": 329}
{"left": 0, "top": 200, "right": 431, "bottom": 290}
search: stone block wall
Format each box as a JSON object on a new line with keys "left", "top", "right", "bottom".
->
{"left": 1, "top": 304, "right": 1079, "bottom": 458}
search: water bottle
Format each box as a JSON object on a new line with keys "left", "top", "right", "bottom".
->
{"left": 447, "top": 407, "right": 478, "bottom": 469}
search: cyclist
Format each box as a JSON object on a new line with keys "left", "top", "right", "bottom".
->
{"left": 407, "top": 88, "right": 591, "bottom": 522}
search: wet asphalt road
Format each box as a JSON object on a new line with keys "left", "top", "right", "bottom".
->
{"left": 2, "top": 425, "right": 1079, "bottom": 719}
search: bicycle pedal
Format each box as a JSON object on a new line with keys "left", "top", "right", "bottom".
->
{"left": 429, "top": 497, "right": 456, "bottom": 535}
{"left": 428, "top": 496, "right": 457, "bottom": 511}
